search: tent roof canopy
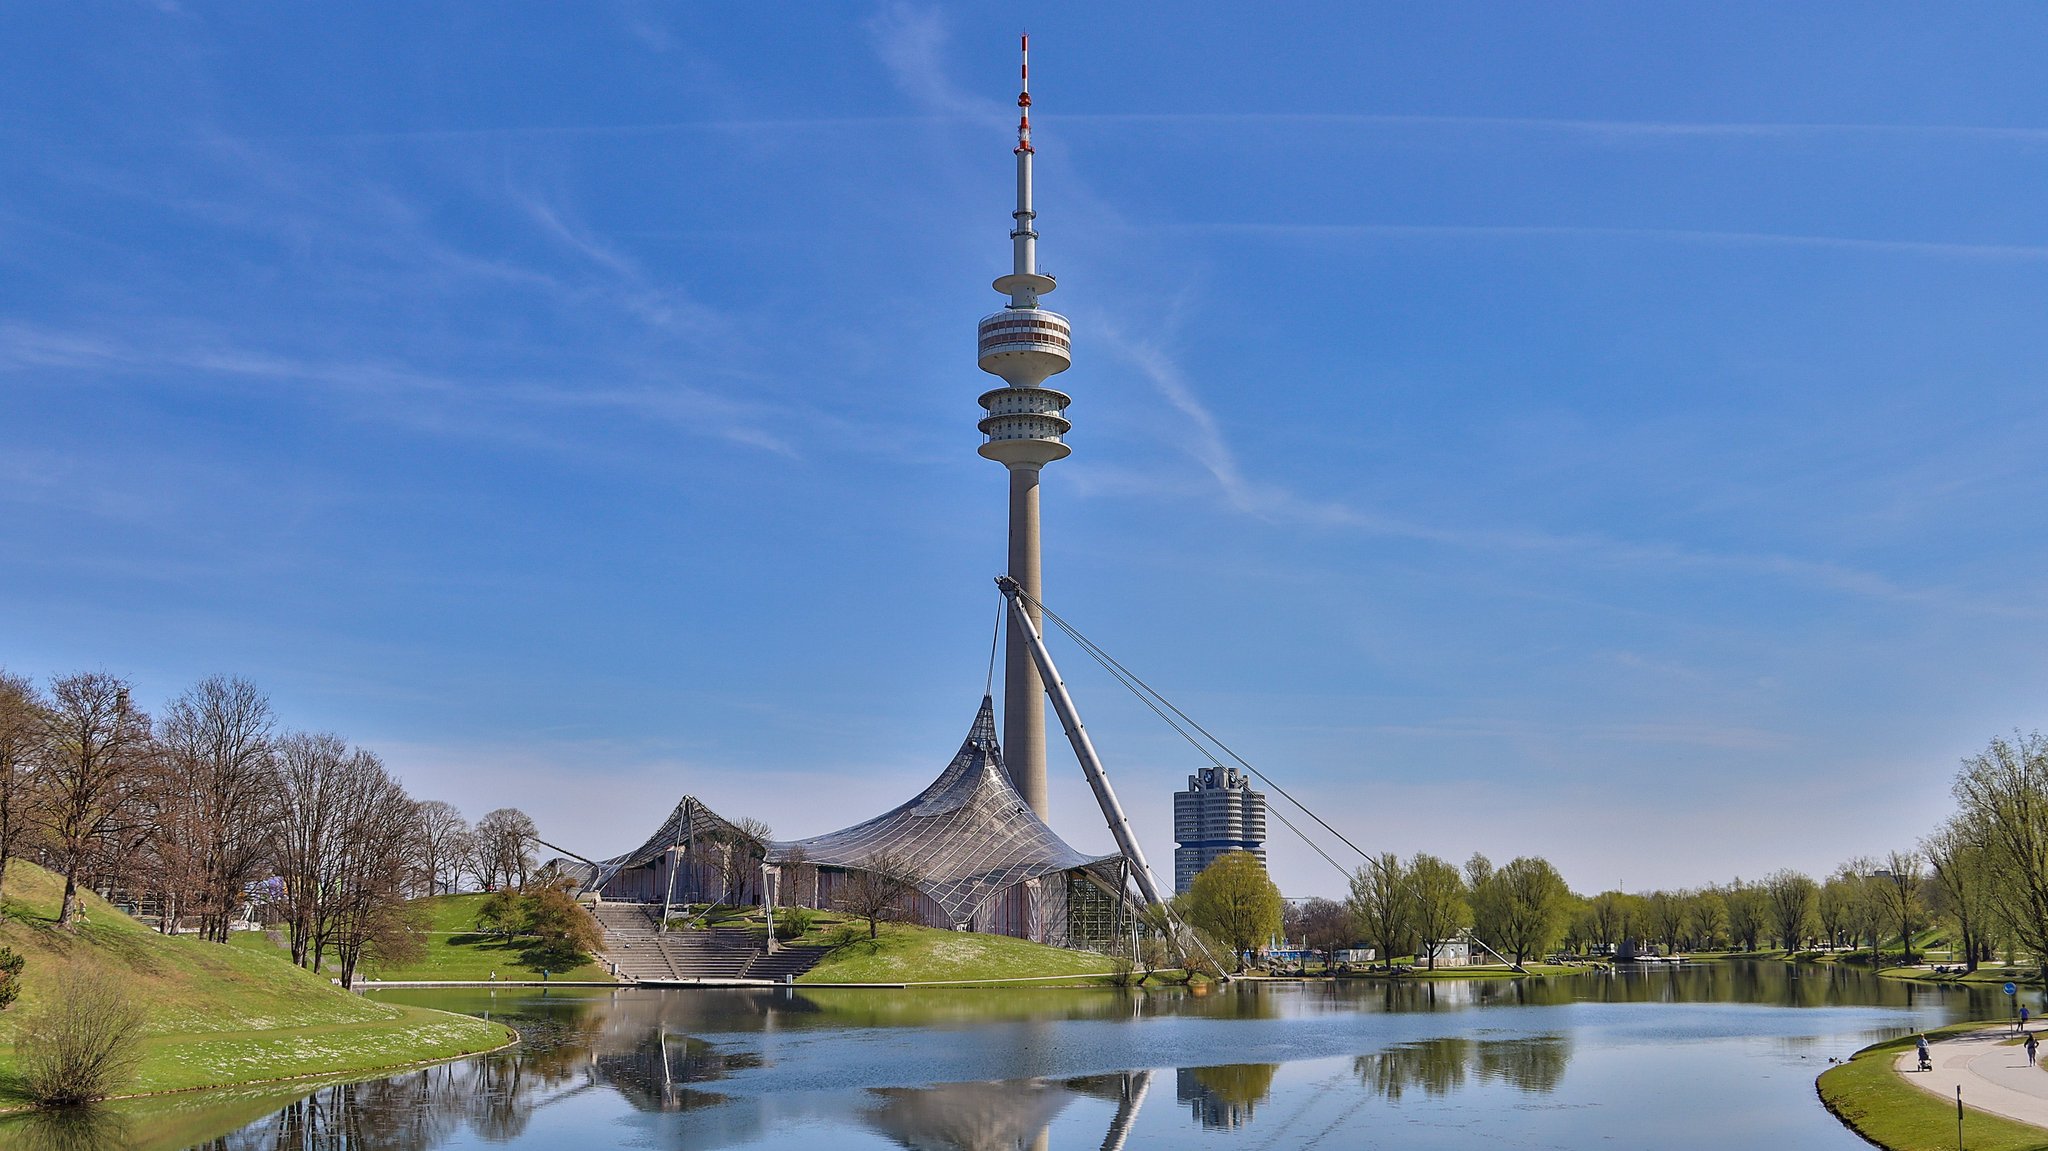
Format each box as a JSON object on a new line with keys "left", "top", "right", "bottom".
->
{"left": 771, "top": 696, "right": 1118, "bottom": 926}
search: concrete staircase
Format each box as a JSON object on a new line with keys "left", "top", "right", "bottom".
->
{"left": 589, "top": 902, "right": 830, "bottom": 984}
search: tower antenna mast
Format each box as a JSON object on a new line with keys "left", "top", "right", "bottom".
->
{"left": 977, "top": 33, "right": 1073, "bottom": 820}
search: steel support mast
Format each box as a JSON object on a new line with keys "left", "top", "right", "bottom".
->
{"left": 998, "top": 576, "right": 1167, "bottom": 905}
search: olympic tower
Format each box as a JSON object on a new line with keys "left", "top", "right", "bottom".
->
{"left": 977, "top": 35, "right": 1071, "bottom": 821}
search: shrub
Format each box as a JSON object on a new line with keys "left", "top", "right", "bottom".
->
{"left": 19, "top": 965, "right": 148, "bottom": 1106}
{"left": 0, "top": 946, "right": 24, "bottom": 1011}
{"left": 775, "top": 906, "right": 817, "bottom": 940}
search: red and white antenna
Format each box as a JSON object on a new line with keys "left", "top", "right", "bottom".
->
{"left": 1016, "top": 33, "right": 1033, "bottom": 154}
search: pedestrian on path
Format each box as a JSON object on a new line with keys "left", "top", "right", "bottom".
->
{"left": 1917, "top": 1034, "right": 1932, "bottom": 1072}
{"left": 2029, "top": 1031, "right": 2040, "bottom": 1066}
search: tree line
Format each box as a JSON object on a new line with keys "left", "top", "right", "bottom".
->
{"left": 0, "top": 669, "right": 546, "bottom": 987}
{"left": 1248, "top": 731, "right": 2048, "bottom": 974}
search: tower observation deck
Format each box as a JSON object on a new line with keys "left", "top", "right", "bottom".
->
{"left": 979, "top": 35, "right": 1070, "bottom": 820}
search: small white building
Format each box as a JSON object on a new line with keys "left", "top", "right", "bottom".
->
{"left": 1421, "top": 940, "right": 1472, "bottom": 967}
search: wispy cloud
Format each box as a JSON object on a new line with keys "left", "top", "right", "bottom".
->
{"left": 1123, "top": 221, "right": 2048, "bottom": 263}
{"left": 1059, "top": 111, "right": 2048, "bottom": 146}
{"left": 0, "top": 321, "right": 804, "bottom": 460}
{"left": 1087, "top": 320, "right": 2044, "bottom": 617}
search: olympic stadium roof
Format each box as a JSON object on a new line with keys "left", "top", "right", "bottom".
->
{"left": 772, "top": 696, "right": 1120, "bottom": 927}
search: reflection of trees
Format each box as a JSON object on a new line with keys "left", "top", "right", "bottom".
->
{"left": 1353, "top": 1035, "right": 1569, "bottom": 1101}
{"left": 0, "top": 1108, "right": 135, "bottom": 1151}
{"left": 1174, "top": 1063, "right": 1276, "bottom": 1131}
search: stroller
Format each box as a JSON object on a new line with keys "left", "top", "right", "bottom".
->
{"left": 1917, "top": 1042, "right": 1933, "bottom": 1072}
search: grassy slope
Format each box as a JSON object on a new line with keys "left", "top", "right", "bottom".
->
{"left": 1817, "top": 1022, "right": 2048, "bottom": 1151}
{"left": 0, "top": 861, "right": 513, "bottom": 1105}
{"left": 230, "top": 893, "right": 611, "bottom": 982}
{"left": 797, "top": 920, "right": 1120, "bottom": 985}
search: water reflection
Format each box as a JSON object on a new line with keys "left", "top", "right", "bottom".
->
{"left": 1, "top": 963, "right": 1992, "bottom": 1151}
{"left": 1174, "top": 1064, "right": 1276, "bottom": 1131}
{"left": 1, "top": 1109, "right": 134, "bottom": 1151}
{"left": 1352, "top": 1035, "right": 1569, "bottom": 1101}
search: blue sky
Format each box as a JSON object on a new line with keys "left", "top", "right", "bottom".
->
{"left": 6, "top": 3, "right": 2047, "bottom": 897}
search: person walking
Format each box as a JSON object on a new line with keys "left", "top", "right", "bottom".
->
{"left": 1917, "top": 1034, "right": 1932, "bottom": 1072}
{"left": 2027, "top": 1031, "right": 2039, "bottom": 1066}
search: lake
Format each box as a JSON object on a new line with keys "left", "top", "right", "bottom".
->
{"left": 1, "top": 964, "right": 2006, "bottom": 1150}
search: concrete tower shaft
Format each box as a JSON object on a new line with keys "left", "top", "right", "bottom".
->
{"left": 978, "top": 34, "right": 1069, "bottom": 820}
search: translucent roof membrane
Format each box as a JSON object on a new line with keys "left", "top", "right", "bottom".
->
{"left": 771, "top": 696, "right": 1118, "bottom": 926}
{"left": 583, "top": 697, "right": 1120, "bottom": 928}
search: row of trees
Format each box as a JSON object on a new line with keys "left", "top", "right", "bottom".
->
{"left": 0, "top": 669, "right": 545, "bottom": 987}
{"left": 1257, "top": 732, "right": 2048, "bottom": 973}
{"left": 1267, "top": 851, "right": 1935, "bottom": 972}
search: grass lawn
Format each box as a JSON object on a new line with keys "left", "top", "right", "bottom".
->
{"left": 797, "top": 919, "right": 1121, "bottom": 985}
{"left": 229, "top": 893, "right": 612, "bottom": 983}
{"left": 1817, "top": 1022, "right": 2048, "bottom": 1151}
{"left": 0, "top": 861, "right": 513, "bottom": 1109}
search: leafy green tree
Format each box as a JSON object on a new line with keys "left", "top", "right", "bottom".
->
{"left": 1686, "top": 888, "right": 1728, "bottom": 950}
{"left": 1762, "top": 870, "right": 1817, "bottom": 952}
{"left": 1182, "top": 851, "right": 1282, "bottom": 972}
{"left": 1347, "top": 854, "right": 1413, "bottom": 966}
{"left": 475, "top": 889, "right": 522, "bottom": 939}
{"left": 1465, "top": 854, "right": 1504, "bottom": 952}
{"left": 1408, "top": 853, "right": 1470, "bottom": 969}
{"left": 1724, "top": 880, "right": 1767, "bottom": 952}
{"left": 1586, "top": 891, "right": 1631, "bottom": 952}
{"left": 1924, "top": 816, "right": 1993, "bottom": 971}
{"left": 521, "top": 883, "right": 604, "bottom": 970}
{"left": 1646, "top": 891, "right": 1687, "bottom": 955}
{"left": 1953, "top": 732, "right": 2048, "bottom": 982}
{"left": 1489, "top": 857, "right": 1571, "bottom": 966}
{"left": 1877, "top": 850, "right": 1926, "bottom": 964}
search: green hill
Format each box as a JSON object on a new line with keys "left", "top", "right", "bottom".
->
{"left": 0, "top": 861, "right": 513, "bottom": 1107}
{"left": 229, "top": 892, "right": 614, "bottom": 982}
{"left": 796, "top": 920, "right": 1122, "bottom": 985}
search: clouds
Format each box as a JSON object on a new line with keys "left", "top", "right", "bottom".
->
{"left": 6, "top": 3, "right": 2048, "bottom": 898}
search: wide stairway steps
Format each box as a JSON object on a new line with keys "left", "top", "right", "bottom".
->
{"left": 588, "top": 902, "right": 831, "bottom": 983}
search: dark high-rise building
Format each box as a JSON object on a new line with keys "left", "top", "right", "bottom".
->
{"left": 1173, "top": 766, "right": 1268, "bottom": 894}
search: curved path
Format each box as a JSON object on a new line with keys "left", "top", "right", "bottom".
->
{"left": 1897, "top": 1026, "right": 2048, "bottom": 1130}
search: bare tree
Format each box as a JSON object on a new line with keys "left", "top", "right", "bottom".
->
{"left": 0, "top": 672, "right": 48, "bottom": 906}
{"left": 156, "top": 677, "right": 278, "bottom": 942}
{"left": 475, "top": 808, "right": 538, "bottom": 891}
{"left": 1297, "top": 897, "right": 1354, "bottom": 970}
{"left": 836, "top": 851, "right": 922, "bottom": 939}
{"left": 719, "top": 817, "right": 773, "bottom": 906}
{"left": 413, "top": 801, "right": 469, "bottom": 896}
{"left": 444, "top": 825, "right": 480, "bottom": 894}
{"left": 30, "top": 673, "right": 153, "bottom": 928}
{"left": 269, "top": 731, "right": 348, "bottom": 967}
{"left": 325, "top": 749, "right": 421, "bottom": 988}
{"left": 778, "top": 842, "right": 815, "bottom": 909}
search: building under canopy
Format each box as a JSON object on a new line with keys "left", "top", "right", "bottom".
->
{"left": 574, "top": 697, "right": 1134, "bottom": 949}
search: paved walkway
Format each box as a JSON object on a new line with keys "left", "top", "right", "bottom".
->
{"left": 1897, "top": 1026, "right": 2048, "bottom": 1130}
